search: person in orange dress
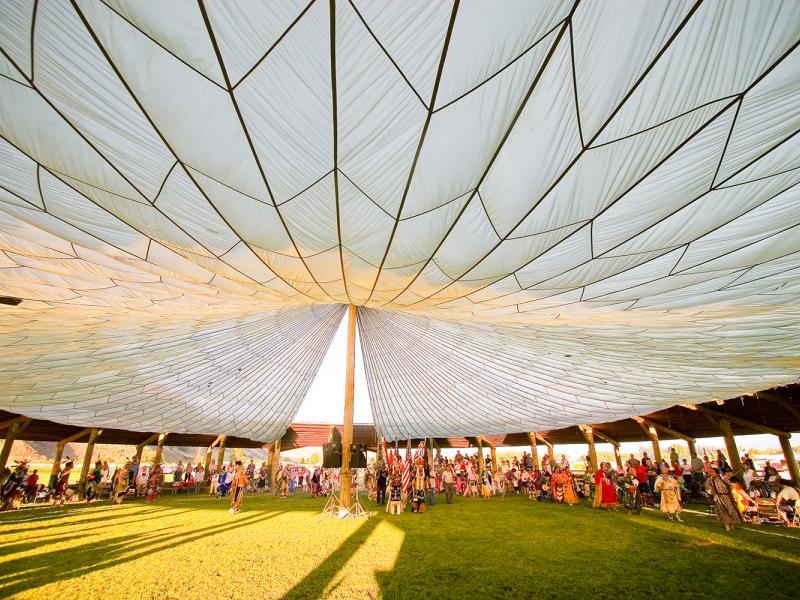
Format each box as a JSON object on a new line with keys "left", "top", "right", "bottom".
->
{"left": 563, "top": 467, "right": 580, "bottom": 505}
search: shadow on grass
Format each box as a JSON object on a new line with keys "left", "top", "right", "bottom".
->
{"left": 281, "top": 516, "right": 381, "bottom": 600}
{"left": 0, "top": 509, "right": 196, "bottom": 553}
{"left": 0, "top": 510, "right": 284, "bottom": 598}
{"left": 0, "top": 506, "right": 174, "bottom": 537}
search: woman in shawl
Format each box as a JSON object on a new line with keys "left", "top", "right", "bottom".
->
{"left": 705, "top": 468, "right": 743, "bottom": 531}
{"left": 621, "top": 468, "right": 642, "bottom": 514}
{"left": 654, "top": 465, "right": 683, "bottom": 521}
{"left": 597, "top": 463, "right": 619, "bottom": 510}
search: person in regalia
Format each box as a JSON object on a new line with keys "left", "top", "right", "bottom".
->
{"left": 620, "top": 467, "right": 641, "bottom": 514}
{"left": 602, "top": 469, "right": 620, "bottom": 510}
{"left": 387, "top": 466, "right": 404, "bottom": 515}
{"left": 563, "top": 467, "right": 580, "bottom": 505}
{"left": 411, "top": 463, "right": 426, "bottom": 513}
{"left": 655, "top": 464, "right": 683, "bottom": 521}
{"left": 551, "top": 466, "right": 565, "bottom": 503}
{"left": 704, "top": 468, "right": 741, "bottom": 530}
{"left": 51, "top": 460, "right": 74, "bottom": 506}
{"left": 146, "top": 465, "right": 162, "bottom": 503}
{"left": 112, "top": 462, "right": 130, "bottom": 505}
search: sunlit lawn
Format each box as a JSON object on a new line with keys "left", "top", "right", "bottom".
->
{"left": 1, "top": 493, "right": 798, "bottom": 599}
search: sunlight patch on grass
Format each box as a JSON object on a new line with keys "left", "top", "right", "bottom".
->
{"left": 322, "top": 520, "right": 405, "bottom": 600}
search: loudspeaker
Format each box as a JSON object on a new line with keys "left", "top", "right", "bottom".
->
{"left": 349, "top": 443, "right": 367, "bottom": 468}
{"left": 322, "top": 442, "right": 342, "bottom": 468}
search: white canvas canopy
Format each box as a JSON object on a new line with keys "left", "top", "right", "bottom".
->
{"left": 1, "top": 1, "right": 798, "bottom": 441}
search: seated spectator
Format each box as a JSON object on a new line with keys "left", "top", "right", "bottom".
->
{"left": 173, "top": 461, "right": 184, "bottom": 484}
{"left": 776, "top": 480, "right": 799, "bottom": 526}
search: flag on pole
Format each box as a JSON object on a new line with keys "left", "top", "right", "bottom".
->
{"left": 402, "top": 438, "right": 411, "bottom": 496}
{"left": 381, "top": 436, "right": 390, "bottom": 469}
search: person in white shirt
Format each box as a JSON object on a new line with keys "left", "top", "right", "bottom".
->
{"left": 742, "top": 465, "right": 756, "bottom": 490}
{"left": 776, "top": 481, "right": 799, "bottom": 525}
{"left": 680, "top": 459, "right": 692, "bottom": 485}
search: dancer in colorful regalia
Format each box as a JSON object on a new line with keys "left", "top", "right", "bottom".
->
{"left": 551, "top": 466, "right": 566, "bottom": 503}
{"left": 655, "top": 465, "right": 683, "bottom": 521}
{"left": 705, "top": 469, "right": 742, "bottom": 531}
{"left": 595, "top": 463, "right": 619, "bottom": 510}
{"left": 112, "top": 462, "right": 130, "bottom": 505}
{"left": 51, "top": 460, "right": 74, "bottom": 506}
{"left": 411, "top": 463, "right": 426, "bottom": 513}
{"left": 146, "top": 465, "right": 162, "bottom": 503}
{"left": 620, "top": 468, "right": 642, "bottom": 514}
{"left": 563, "top": 467, "right": 580, "bottom": 505}
{"left": 387, "top": 465, "right": 404, "bottom": 515}
{"left": 229, "top": 460, "right": 248, "bottom": 514}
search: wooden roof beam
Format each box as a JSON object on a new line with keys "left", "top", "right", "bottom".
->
{"left": 589, "top": 427, "right": 620, "bottom": 446}
{"left": 683, "top": 403, "right": 790, "bottom": 438}
{"left": 638, "top": 417, "right": 695, "bottom": 443}
{"left": 0, "top": 416, "right": 30, "bottom": 432}
{"left": 57, "top": 427, "right": 95, "bottom": 446}
{"left": 476, "top": 435, "right": 495, "bottom": 449}
{"left": 135, "top": 432, "right": 160, "bottom": 449}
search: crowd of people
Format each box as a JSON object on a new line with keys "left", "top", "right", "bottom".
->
{"left": 3, "top": 444, "right": 797, "bottom": 529}
{"left": 359, "top": 445, "right": 798, "bottom": 529}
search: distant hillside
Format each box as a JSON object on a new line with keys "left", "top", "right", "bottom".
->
{"left": 2, "top": 440, "right": 270, "bottom": 467}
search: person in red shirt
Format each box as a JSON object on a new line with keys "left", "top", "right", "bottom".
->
{"left": 635, "top": 463, "right": 648, "bottom": 495}
{"left": 26, "top": 470, "right": 39, "bottom": 503}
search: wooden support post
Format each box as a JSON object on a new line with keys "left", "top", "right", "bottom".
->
{"left": 590, "top": 427, "right": 623, "bottom": 469}
{"left": 527, "top": 433, "right": 539, "bottom": 468}
{"left": 479, "top": 435, "right": 497, "bottom": 470}
{"left": 779, "top": 435, "right": 800, "bottom": 484}
{"left": 476, "top": 437, "right": 484, "bottom": 478}
{"left": 48, "top": 428, "right": 93, "bottom": 486}
{"left": 134, "top": 433, "right": 158, "bottom": 473}
{"left": 687, "top": 439, "right": 698, "bottom": 459}
{"left": 215, "top": 434, "right": 226, "bottom": 470}
{"left": 0, "top": 418, "right": 31, "bottom": 470}
{"left": 153, "top": 432, "right": 168, "bottom": 467}
{"left": 270, "top": 440, "right": 281, "bottom": 489}
{"left": 339, "top": 304, "right": 357, "bottom": 508}
{"left": 77, "top": 428, "right": 101, "bottom": 494}
{"left": 613, "top": 444, "right": 623, "bottom": 470}
{"left": 204, "top": 435, "right": 221, "bottom": 481}
{"left": 536, "top": 434, "right": 554, "bottom": 463}
{"left": 266, "top": 441, "right": 274, "bottom": 484}
{"left": 717, "top": 418, "right": 743, "bottom": 475}
{"left": 633, "top": 417, "right": 662, "bottom": 463}
{"left": 428, "top": 437, "right": 435, "bottom": 473}
{"left": 50, "top": 442, "right": 66, "bottom": 487}
{"left": 579, "top": 425, "right": 598, "bottom": 471}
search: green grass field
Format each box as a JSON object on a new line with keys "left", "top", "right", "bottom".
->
{"left": 1, "top": 493, "right": 798, "bottom": 599}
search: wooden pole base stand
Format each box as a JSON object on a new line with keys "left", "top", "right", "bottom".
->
{"left": 320, "top": 493, "right": 371, "bottom": 520}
